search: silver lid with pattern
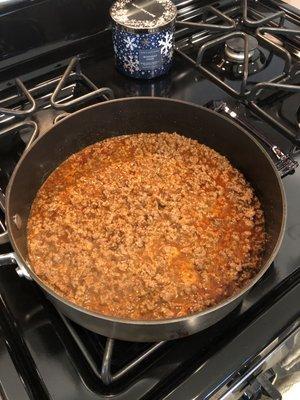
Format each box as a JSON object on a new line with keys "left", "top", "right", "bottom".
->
{"left": 110, "top": 0, "right": 177, "bottom": 33}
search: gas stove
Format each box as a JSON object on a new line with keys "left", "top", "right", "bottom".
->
{"left": 0, "top": 1, "right": 300, "bottom": 399}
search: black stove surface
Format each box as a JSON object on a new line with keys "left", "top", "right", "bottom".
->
{"left": 0, "top": 0, "right": 300, "bottom": 399}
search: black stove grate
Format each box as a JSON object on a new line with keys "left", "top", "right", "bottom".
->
{"left": 0, "top": 57, "right": 114, "bottom": 135}
{"left": 0, "top": 57, "right": 115, "bottom": 247}
{"left": 248, "top": 65, "right": 300, "bottom": 144}
{"left": 176, "top": 2, "right": 296, "bottom": 96}
{"left": 60, "top": 314, "right": 166, "bottom": 386}
{"left": 241, "top": 0, "right": 285, "bottom": 27}
{"left": 176, "top": 5, "right": 236, "bottom": 32}
{"left": 175, "top": 0, "right": 300, "bottom": 144}
{"left": 50, "top": 57, "right": 114, "bottom": 111}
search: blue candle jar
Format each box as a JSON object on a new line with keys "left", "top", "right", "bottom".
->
{"left": 110, "top": 0, "right": 177, "bottom": 79}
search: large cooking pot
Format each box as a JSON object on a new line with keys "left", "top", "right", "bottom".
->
{"left": 0, "top": 97, "right": 286, "bottom": 342}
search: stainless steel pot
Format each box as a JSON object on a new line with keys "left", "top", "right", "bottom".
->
{"left": 0, "top": 97, "right": 286, "bottom": 342}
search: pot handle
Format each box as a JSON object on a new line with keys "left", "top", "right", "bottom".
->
{"left": 0, "top": 252, "right": 31, "bottom": 279}
{"left": 0, "top": 121, "right": 39, "bottom": 246}
{"left": 0, "top": 189, "right": 9, "bottom": 245}
{"left": 0, "top": 252, "right": 17, "bottom": 266}
{"left": 210, "top": 101, "right": 299, "bottom": 178}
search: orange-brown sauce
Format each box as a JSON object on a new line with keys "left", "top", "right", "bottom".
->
{"left": 27, "top": 133, "right": 266, "bottom": 320}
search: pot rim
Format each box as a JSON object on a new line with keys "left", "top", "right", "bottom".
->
{"left": 6, "top": 97, "right": 287, "bottom": 328}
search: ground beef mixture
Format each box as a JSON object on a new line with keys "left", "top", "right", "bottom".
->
{"left": 27, "top": 133, "right": 266, "bottom": 320}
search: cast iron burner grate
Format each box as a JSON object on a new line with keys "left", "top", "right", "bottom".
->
{"left": 60, "top": 314, "right": 166, "bottom": 386}
{"left": 175, "top": 0, "right": 300, "bottom": 144}
{"left": 53, "top": 298, "right": 245, "bottom": 390}
{"left": 0, "top": 56, "right": 114, "bottom": 142}
{"left": 0, "top": 57, "right": 114, "bottom": 245}
{"left": 248, "top": 66, "right": 300, "bottom": 144}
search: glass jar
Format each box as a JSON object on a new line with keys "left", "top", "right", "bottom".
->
{"left": 110, "top": 0, "right": 177, "bottom": 79}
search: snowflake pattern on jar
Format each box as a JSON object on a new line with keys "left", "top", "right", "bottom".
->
{"left": 112, "top": 27, "right": 174, "bottom": 79}
{"left": 124, "top": 36, "right": 137, "bottom": 51}
{"left": 123, "top": 55, "right": 140, "bottom": 73}
{"left": 158, "top": 32, "right": 173, "bottom": 56}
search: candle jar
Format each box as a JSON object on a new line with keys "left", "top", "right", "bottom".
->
{"left": 110, "top": 0, "right": 177, "bottom": 79}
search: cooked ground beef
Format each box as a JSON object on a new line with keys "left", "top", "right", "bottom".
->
{"left": 27, "top": 133, "right": 266, "bottom": 320}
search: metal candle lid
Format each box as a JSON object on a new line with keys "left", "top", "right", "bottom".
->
{"left": 110, "top": 0, "right": 177, "bottom": 33}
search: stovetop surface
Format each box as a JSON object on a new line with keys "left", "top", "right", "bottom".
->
{"left": 0, "top": 1, "right": 300, "bottom": 399}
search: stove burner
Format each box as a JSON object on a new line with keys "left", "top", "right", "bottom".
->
{"left": 225, "top": 35, "right": 258, "bottom": 62}
{"left": 216, "top": 34, "right": 267, "bottom": 78}
{"left": 205, "top": 34, "right": 267, "bottom": 80}
{"left": 175, "top": 0, "right": 300, "bottom": 141}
